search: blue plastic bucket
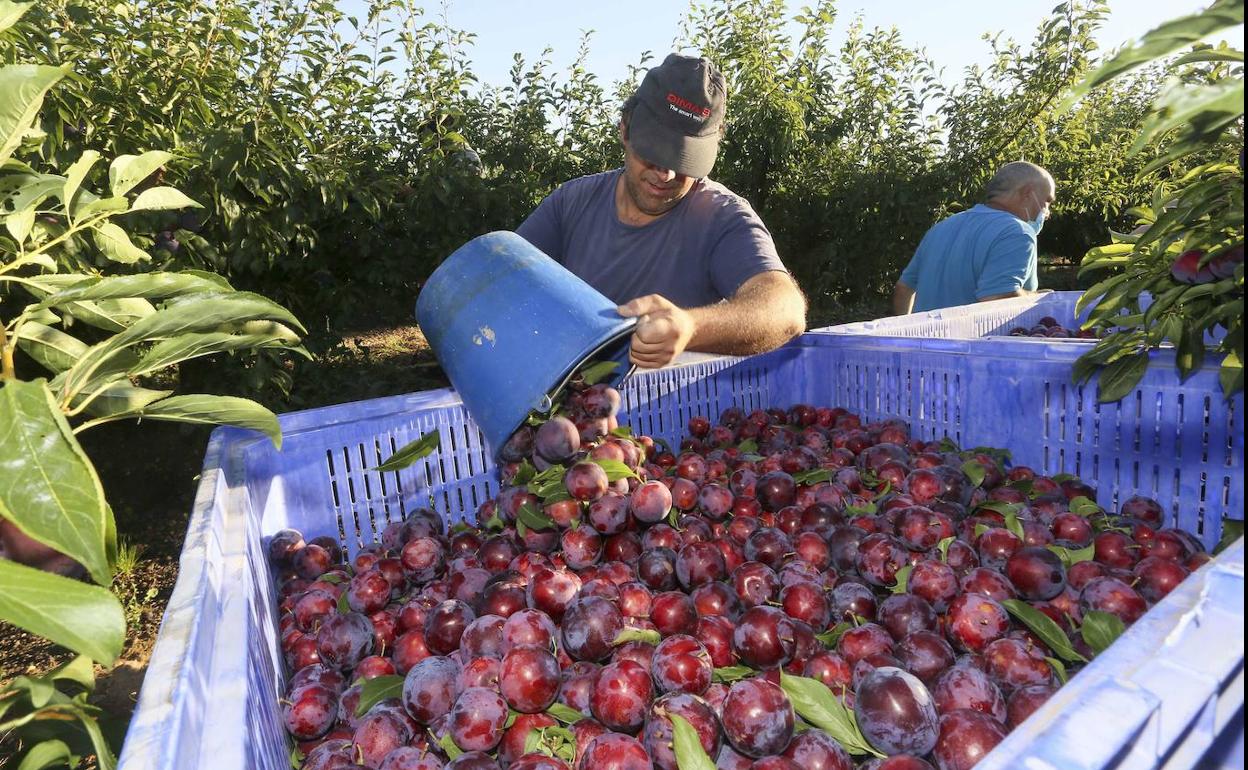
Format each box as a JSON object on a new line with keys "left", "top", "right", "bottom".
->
{"left": 415, "top": 231, "right": 637, "bottom": 457}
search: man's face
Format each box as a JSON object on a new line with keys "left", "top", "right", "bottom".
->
{"left": 1030, "top": 180, "right": 1056, "bottom": 220}
{"left": 619, "top": 137, "right": 697, "bottom": 218}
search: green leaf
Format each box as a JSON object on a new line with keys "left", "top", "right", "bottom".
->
{"left": 19, "top": 275, "right": 159, "bottom": 334}
{"left": 1133, "top": 79, "right": 1245, "bottom": 153}
{"left": 64, "top": 298, "right": 156, "bottom": 333}
{"left": 108, "top": 151, "right": 173, "bottom": 197}
{"left": 816, "top": 621, "right": 852, "bottom": 648}
{"left": 1046, "top": 542, "right": 1095, "bottom": 568}
{"left": 14, "top": 322, "right": 88, "bottom": 374}
{"left": 1002, "top": 508, "right": 1025, "bottom": 541}
{"left": 512, "top": 460, "right": 537, "bottom": 486}
{"left": 76, "top": 195, "right": 129, "bottom": 219}
{"left": 1173, "top": 47, "right": 1244, "bottom": 65}
{"left": 779, "top": 673, "right": 884, "bottom": 757}
{"left": 523, "top": 728, "right": 544, "bottom": 756}
{"left": 612, "top": 627, "right": 661, "bottom": 646}
{"left": 34, "top": 273, "right": 230, "bottom": 309}
{"left": 108, "top": 394, "right": 282, "bottom": 448}
{"left": 670, "top": 713, "right": 717, "bottom": 770}
{"left": 544, "top": 702, "right": 587, "bottom": 724}
{"left": 1220, "top": 350, "right": 1243, "bottom": 398}
{"left": 1, "top": 0, "right": 36, "bottom": 32}
{"left": 61, "top": 150, "right": 101, "bottom": 215}
{"left": 1081, "top": 610, "right": 1127, "bottom": 656}
{"left": 0, "top": 64, "right": 70, "bottom": 167}
{"left": 353, "top": 675, "right": 404, "bottom": 717}
{"left": 1069, "top": 496, "right": 1102, "bottom": 516}
{"left": 975, "top": 500, "right": 1023, "bottom": 517}
{"left": 1046, "top": 656, "right": 1070, "bottom": 685}
{"left": 91, "top": 222, "right": 150, "bottom": 264}
{"left": 792, "top": 468, "right": 833, "bottom": 485}
{"left": 1002, "top": 599, "right": 1088, "bottom": 663}
{"left": 609, "top": 426, "right": 634, "bottom": 438}
{"left": 17, "top": 738, "right": 77, "bottom": 770}
{"left": 1006, "top": 478, "right": 1035, "bottom": 497}
{"left": 516, "top": 501, "right": 556, "bottom": 532}
{"left": 937, "top": 536, "right": 955, "bottom": 562}
{"left": 0, "top": 379, "right": 111, "bottom": 584}
{"left": 711, "top": 666, "right": 754, "bottom": 684}
{"left": 527, "top": 465, "right": 569, "bottom": 500}
{"left": 67, "top": 700, "right": 117, "bottom": 770}
{"left": 5, "top": 205, "right": 34, "bottom": 243}
{"left": 437, "top": 731, "right": 462, "bottom": 760}
{"left": 591, "top": 458, "right": 638, "bottom": 481}
{"left": 577, "top": 360, "right": 619, "bottom": 385}
{"left": 960, "top": 460, "right": 986, "bottom": 488}
{"left": 336, "top": 591, "right": 350, "bottom": 615}
{"left": 1214, "top": 520, "right": 1244, "bottom": 555}
{"left": 1064, "top": 0, "right": 1244, "bottom": 101}
{"left": 62, "top": 292, "right": 305, "bottom": 397}
{"left": 74, "top": 382, "right": 172, "bottom": 419}
{"left": 369, "top": 429, "right": 439, "bottom": 471}
{"left": 129, "top": 328, "right": 301, "bottom": 377}
{"left": 1096, "top": 351, "right": 1150, "bottom": 403}
{"left": 0, "top": 559, "right": 124, "bottom": 664}
{"left": 737, "top": 438, "right": 759, "bottom": 453}
{"left": 128, "top": 186, "right": 201, "bottom": 212}
{"left": 5, "top": 674, "right": 58, "bottom": 709}
{"left": 47, "top": 655, "right": 96, "bottom": 692}
{"left": 2, "top": 170, "right": 61, "bottom": 213}
{"left": 890, "top": 564, "right": 913, "bottom": 594}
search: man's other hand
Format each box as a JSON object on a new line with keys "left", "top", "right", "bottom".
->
{"left": 617, "top": 294, "right": 695, "bottom": 369}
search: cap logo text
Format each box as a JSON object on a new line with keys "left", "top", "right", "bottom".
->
{"left": 666, "top": 92, "right": 711, "bottom": 121}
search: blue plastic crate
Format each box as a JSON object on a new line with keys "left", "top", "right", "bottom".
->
{"left": 816, "top": 292, "right": 1092, "bottom": 338}
{"left": 820, "top": 290, "right": 1226, "bottom": 348}
{"left": 118, "top": 334, "right": 1244, "bottom": 770}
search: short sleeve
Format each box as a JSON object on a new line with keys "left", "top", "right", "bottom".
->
{"left": 975, "top": 230, "right": 1036, "bottom": 299}
{"left": 899, "top": 237, "right": 929, "bottom": 288}
{"left": 516, "top": 186, "right": 565, "bottom": 262}
{"left": 707, "top": 207, "right": 787, "bottom": 300}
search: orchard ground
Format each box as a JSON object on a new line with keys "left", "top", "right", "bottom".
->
{"left": 0, "top": 255, "right": 1077, "bottom": 741}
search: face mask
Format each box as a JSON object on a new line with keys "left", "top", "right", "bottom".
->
{"left": 1026, "top": 192, "right": 1048, "bottom": 236}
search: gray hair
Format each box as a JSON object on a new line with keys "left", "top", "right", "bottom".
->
{"left": 984, "top": 161, "right": 1052, "bottom": 201}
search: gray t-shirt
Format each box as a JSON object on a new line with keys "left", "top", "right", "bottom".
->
{"left": 516, "top": 169, "right": 786, "bottom": 307}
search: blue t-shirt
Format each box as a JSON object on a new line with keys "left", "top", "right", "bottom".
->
{"left": 899, "top": 204, "right": 1038, "bottom": 312}
{"left": 516, "top": 169, "right": 787, "bottom": 307}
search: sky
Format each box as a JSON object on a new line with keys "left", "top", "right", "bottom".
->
{"left": 381, "top": 0, "right": 1227, "bottom": 91}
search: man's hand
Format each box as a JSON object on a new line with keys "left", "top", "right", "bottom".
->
{"left": 617, "top": 294, "right": 696, "bottom": 369}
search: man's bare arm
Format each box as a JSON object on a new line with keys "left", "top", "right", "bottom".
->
{"left": 892, "top": 281, "right": 916, "bottom": 315}
{"left": 977, "top": 289, "right": 1029, "bottom": 303}
{"left": 618, "top": 271, "right": 807, "bottom": 368}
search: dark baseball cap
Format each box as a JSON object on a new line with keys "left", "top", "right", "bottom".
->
{"left": 624, "top": 53, "right": 726, "bottom": 179}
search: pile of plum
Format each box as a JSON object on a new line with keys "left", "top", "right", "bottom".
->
{"left": 271, "top": 377, "right": 1211, "bottom": 770}
{"left": 1005, "top": 316, "right": 1097, "bottom": 339}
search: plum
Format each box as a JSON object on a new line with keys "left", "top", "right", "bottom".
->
{"left": 932, "top": 709, "right": 1007, "bottom": 770}
{"left": 500, "top": 645, "right": 561, "bottom": 713}
{"left": 721, "top": 677, "right": 795, "bottom": 757}
{"left": 853, "top": 667, "right": 940, "bottom": 756}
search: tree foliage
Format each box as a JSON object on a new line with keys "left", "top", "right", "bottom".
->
{"left": 1067, "top": 0, "right": 1243, "bottom": 400}
{"left": 2, "top": 0, "right": 1174, "bottom": 332}
{"left": 0, "top": 4, "right": 303, "bottom": 765}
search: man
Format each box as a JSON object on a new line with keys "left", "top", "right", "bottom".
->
{"left": 892, "top": 161, "right": 1056, "bottom": 315}
{"left": 516, "top": 53, "right": 806, "bottom": 369}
